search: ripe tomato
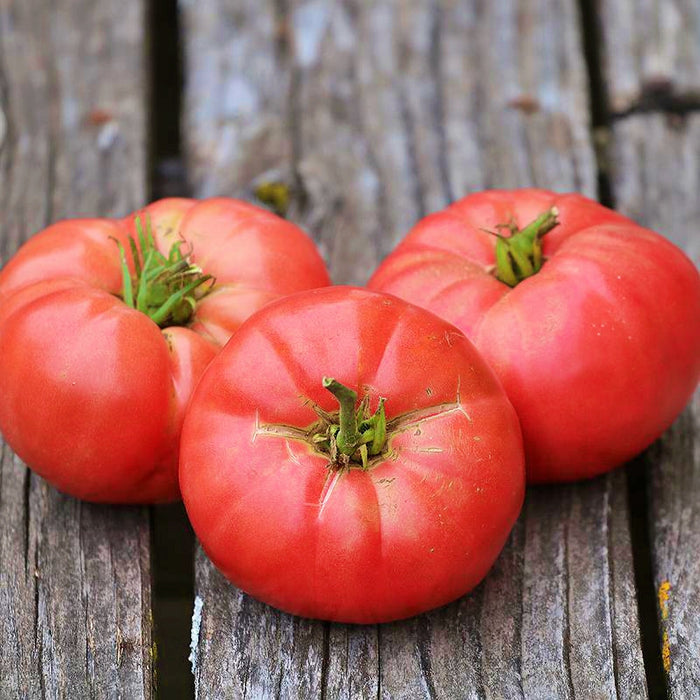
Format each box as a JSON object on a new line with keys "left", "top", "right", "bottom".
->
{"left": 180, "top": 287, "right": 524, "bottom": 623}
{"left": 368, "top": 189, "right": 700, "bottom": 483}
{"left": 0, "top": 197, "right": 330, "bottom": 502}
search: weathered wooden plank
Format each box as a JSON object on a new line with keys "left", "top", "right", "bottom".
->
{"left": 610, "top": 113, "right": 700, "bottom": 259}
{"left": 183, "top": 0, "right": 646, "bottom": 697}
{"left": 609, "top": 112, "right": 700, "bottom": 699}
{"left": 0, "top": 1, "right": 153, "bottom": 697}
{"left": 190, "top": 547, "right": 326, "bottom": 698}
{"left": 597, "top": 0, "right": 700, "bottom": 113}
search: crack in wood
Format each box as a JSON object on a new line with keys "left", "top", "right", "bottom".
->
{"left": 612, "top": 92, "right": 700, "bottom": 119}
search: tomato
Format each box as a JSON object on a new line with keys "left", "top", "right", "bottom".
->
{"left": 180, "top": 287, "right": 524, "bottom": 623}
{"left": 0, "top": 197, "right": 330, "bottom": 502}
{"left": 368, "top": 189, "right": 700, "bottom": 483}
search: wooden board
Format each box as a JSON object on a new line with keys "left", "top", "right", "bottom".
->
{"left": 183, "top": 0, "right": 647, "bottom": 697}
{"left": 609, "top": 113, "right": 700, "bottom": 259}
{"left": 0, "top": 1, "right": 153, "bottom": 697}
{"left": 609, "top": 112, "right": 700, "bottom": 699}
{"left": 597, "top": 0, "right": 700, "bottom": 113}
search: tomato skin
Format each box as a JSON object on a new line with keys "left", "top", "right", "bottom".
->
{"left": 0, "top": 198, "right": 330, "bottom": 503}
{"left": 368, "top": 189, "right": 700, "bottom": 483}
{"left": 180, "top": 287, "right": 524, "bottom": 623}
{"left": 0, "top": 286, "right": 178, "bottom": 501}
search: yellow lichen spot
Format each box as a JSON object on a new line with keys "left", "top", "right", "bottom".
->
{"left": 658, "top": 580, "right": 671, "bottom": 620}
{"left": 662, "top": 630, "right": 671, "bottom": 673}
{"left": 254, "top": 181, "right": 291, "bottom": 217}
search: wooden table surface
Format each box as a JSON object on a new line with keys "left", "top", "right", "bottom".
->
{"left": 0, "top": 0, "right": 698, "bottom": 698}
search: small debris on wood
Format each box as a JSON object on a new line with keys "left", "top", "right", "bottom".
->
{"left": 507, "top": 95, "right": 540, "bottom": 114}
{"left": 85, "top": 108, "right": 114, "bottom": 126}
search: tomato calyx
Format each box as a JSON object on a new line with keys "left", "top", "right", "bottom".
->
{"left": 255, "top": 380, "right": 477, "bottom": 472}
{"left": 310, "top": 378, "right": 388, "bottom": 469}
{"left": 489, "top": 207, "right": 559, "bottom": 287}
{"left": 112, "top": 216, "right": 215, "bottom": 328}
{"left": 253, "top": 379, "right": 389, "bottom": 470}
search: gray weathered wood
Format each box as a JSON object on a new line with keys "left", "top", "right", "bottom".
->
{"left": 610, "top": 113, "right": 700, "bottom": 260}
{"left": 609, "top": 112, "right": 700, "bottom": 699}
{"left": 183, "top": 0, "right": 646, "bottom": 697}
{"left": 645, "top": 390, "right": 700, "bottom": 699}
{"left": 0, "top": 1, "right": 153, "bottom": 697}
{"left": 597, "top": 0, "right": 700, "bottom": 113}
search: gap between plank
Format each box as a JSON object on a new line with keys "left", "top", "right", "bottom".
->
{"left": 577, "top": 0, "right": 613, "bottom": 207}
{"left": 611, "top": 92, "right": 700, "bottom": 120}
{"left": 577, "top": 1, "right": 668, "bottom": 697}
{"left": 148, "top": 0, "right": 195, "bottom": 698}
{"left": 626, "top": 462, "right": 668, "bottom": 700}
{"left": 149, "top": 0, "right": 188, "bottom": 201}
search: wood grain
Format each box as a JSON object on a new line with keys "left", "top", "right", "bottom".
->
{"left": 0, "top": 0, "right": 153, "bottom": 697}
{"left": 609, "top": 112, "right": 700, "bottom": 700}
{"left": 610, "top": 113, "right": 700, "bottom": 260}
{"left": 183, "top": 0, "right": 647, "bottom": 697}
{"left": 597, "top": 0, "right": 700, "bottom": 113}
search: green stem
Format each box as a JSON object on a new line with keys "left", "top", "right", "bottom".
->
{"left": 322, "top": 378, "right": 360, "bottom": 455}
{"left": 370, "top": 398, "right": 386, "bottom": 455}
{"left": 320, "top": 378, "right": 388, "bottom": 468}
{"left": 518, "top": 208, "right": 559, "bottom": 243}
{"left": 113, "top": 239, "right": 135, "bottom": 307}
{"left": 493, "top": 207, "right": 559, "bottom": 287}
